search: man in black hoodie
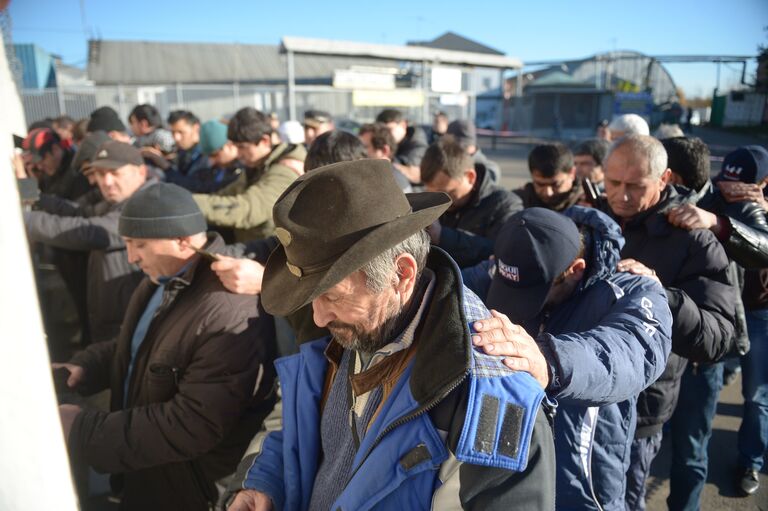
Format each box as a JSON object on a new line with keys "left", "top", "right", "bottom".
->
{"left": 421, "top": 137, "right": 522, "bottom": 267}
{"left": 599, "top": 135, "right": 737, "bottom": 511}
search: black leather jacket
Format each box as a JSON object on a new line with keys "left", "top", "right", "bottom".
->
{"left": 695, "top": 181, "right": 768, "bottom": 355}
{"left": 696, "top": 181, "right": 768, "bottom": 269}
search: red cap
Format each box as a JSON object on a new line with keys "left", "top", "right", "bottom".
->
{"left": 22, "top": 128, "right": 61, "bottom": 162}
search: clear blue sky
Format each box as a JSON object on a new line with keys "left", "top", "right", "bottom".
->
{"left": 8, "top": 0, "right": 768, "bottom": 97}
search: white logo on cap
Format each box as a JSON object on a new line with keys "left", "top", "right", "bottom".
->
{"left": 722, "top": 164, "right": 743, "bottom": 180}
{"left": 97, "top": 150, "right": 108, "bottom": 158}
{"left": 498, "top": 260, "right": 520, "bottom": 282}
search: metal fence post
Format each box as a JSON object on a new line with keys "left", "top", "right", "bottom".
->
{"left": 422, "top": 60, "right": 430, "bottom": 124}
{"left": 514, "top": 68, "right": 523, "bottom": 130}
{"left": 469, "top": 92, "right": 476, "bottom": 126}
{"left": 117, "top": 84, "right": 126, "bottom": 120}
{"left": 55, "top": 80, "right": 65, "bottom": 116}
{"left": 286, "top": 50, "right": 296, "bottom": 121}
{"left": 495, "top": 68, "right": 505, "bottom": 131}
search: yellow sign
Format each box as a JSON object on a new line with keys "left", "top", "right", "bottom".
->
{"left": 616, "top": 79, "right": 641, "bottom": 93}
{"left": 352, "top": 89, "right": 424, "bottom": 107}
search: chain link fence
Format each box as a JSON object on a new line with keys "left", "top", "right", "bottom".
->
{"left": 20, "top": 83, "right": 475, "bottom": 128}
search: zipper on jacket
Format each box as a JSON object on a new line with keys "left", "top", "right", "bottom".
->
{"left": 347, "top": 369, "right": 470, "bottom": 481}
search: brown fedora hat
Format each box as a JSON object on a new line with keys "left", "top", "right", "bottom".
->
{"left": 262, "top": 159, "right": 451, "bottom": 316}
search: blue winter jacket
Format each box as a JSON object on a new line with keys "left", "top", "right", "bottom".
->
{"left": 165, "top": 145, "right": 241, "bottom": 194}
{"left": 228, "top": 248, "right": 556, "bottom": 511}
{"left": 463, "top": 206, "right": 672, "bottom": 511}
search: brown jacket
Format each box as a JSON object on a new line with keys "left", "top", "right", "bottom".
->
{"left": 68, "top": 233, "right": 277, "bottom": 510}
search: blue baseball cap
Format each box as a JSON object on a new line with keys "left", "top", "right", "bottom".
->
{"left": 486, "top": 208, "right": 581, "bottom": 322}
{"left": 716, "top": 145, "right": 768, "bottom": 184}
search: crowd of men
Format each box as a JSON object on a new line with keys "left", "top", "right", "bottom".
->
{"left": 13, "top": 104, "right": 768, "bottom": 511}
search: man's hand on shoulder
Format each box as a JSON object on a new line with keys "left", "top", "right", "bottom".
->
{"left": 228, "top": 490, "right": 273, "bottom": 511}
{"left": 617, "top": 258, "right": 661, "bottom": 284}
{"left": 140, "top": 147, "right": 171, "bottom": 170}
{"left": 212, "top": 256, "right": 265, "bottom": 295}
{"left": 667, "top": 204, "right": 720, "bottom": 232}
{"left": 472, "top": 310, "right": 550, "bottom": 389}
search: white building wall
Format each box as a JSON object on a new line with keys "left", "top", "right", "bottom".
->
{"left": 723, "top": 92, "right": 767, "bottom": 127}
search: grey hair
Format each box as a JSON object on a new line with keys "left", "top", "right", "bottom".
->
{"left": 359, "top": 229, "right": 430, "bottom": 293}
{"left": 608, "top": 114, "right": 650, "bottom": 136}
{"left": 606, "top": 134, "right": 669, "bottom": 179}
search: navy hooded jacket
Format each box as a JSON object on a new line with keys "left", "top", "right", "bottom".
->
{"left": 463, "top": 206, "right": 672, "bottom": 510}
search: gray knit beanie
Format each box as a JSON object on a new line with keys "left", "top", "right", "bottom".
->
{"left": 119, "top": 183, "right": 207, "bottom": 238}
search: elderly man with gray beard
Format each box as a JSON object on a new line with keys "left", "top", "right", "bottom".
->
{"left": 223, "top": 159, "right": 555, "bottom": 511}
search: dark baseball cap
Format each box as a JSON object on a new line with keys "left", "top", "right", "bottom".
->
{"left": 72, "top": 131, "right": 112, "bottom": 172}
{"left": 486, "top": 208, "right": 581, "bottom": 322}
{"left": 89, "top": 141, "right": 143, "bottom": 170}
{"left": 446, "top": 119, "right": 477, "bottom": 146}
{"left": 716, "top": 145, "right": 768, "bottom": 184}
{"left": 304, "top": 109, "right": 332, "bottom": 128}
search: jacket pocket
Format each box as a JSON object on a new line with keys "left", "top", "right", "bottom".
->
{"left": 146, "top": 363, "right": 181, "bottom": 402}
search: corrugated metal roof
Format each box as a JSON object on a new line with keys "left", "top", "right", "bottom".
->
{"left": 527, "top": 70, "right": 594, "bottom": 88}
{"left": 87, "top": 40, "right": 401, "bottom": 85}
{"left": 282, "top": 36, "right": 522, "bottom": 69}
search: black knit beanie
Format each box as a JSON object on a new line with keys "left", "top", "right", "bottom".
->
{"left": 88, "top": 106, "right": 127, "bottom": 133}
{"left": 119, "top": 183, "right": 207, "bottom": 238}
